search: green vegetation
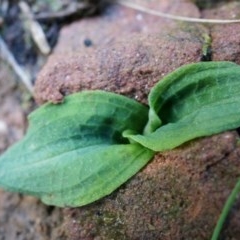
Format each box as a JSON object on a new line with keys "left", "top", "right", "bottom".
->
{"left": 0, "top": 61, "right": 240, "bottom": 238}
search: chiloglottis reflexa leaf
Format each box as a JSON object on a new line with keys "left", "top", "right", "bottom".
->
{"left": 1, "top": 61, "right": 240, "bottom": 207}
{"left": 0, "top": 91, "right": 154, "bottom": 207}
{"left": 125, "top": 61, "right": 240, "bottom": 151}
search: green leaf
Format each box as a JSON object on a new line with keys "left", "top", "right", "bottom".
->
{"left": 211, "top": 178, "right": 240, "bottom": 240}
{"left": 2, "top": 61, "right": 240, "bottom": 207}
{"left": 0, "top": 90, "right": 154, "bottom": 207}
{"left": 125, "top": 61, "right": 240, "bottom": 151}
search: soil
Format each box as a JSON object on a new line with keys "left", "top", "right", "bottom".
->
{"left": 0, "top": 59, "right": 66, "bottom": 240}
{"left": 1, "top": 0, "right": 240, "bottom": 239}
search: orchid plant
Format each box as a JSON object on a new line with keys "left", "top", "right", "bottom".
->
{"left": 1, "top": 61, "right": 240, "bottom": 239}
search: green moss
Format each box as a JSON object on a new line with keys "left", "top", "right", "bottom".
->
{"left": 192, "top": 0, "right": 226, "bottom": 10}
{"left": 201, "top": 33, "right": 212, "bottom": 61}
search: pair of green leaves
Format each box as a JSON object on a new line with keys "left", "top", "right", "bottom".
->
{"left": 1, "top": 61, "right": 240, "bottom": 207}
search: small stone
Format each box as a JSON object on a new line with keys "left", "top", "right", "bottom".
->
{"left": 83, "top": 38, "right": 93, "bottom": 47}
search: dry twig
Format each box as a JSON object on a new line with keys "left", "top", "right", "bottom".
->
{"left": 118, "top": 0, "right": 240, "bottom": 24}
{"left": 0, "top": 35, "right": 33, "bottom": 93}
{"left": 19, "top": 1, "right": 51, "bottom": 55}
{"left": 34, "top": 2, "right": 94, "bottom": 20}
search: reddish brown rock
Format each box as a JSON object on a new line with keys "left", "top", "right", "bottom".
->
{"left": 51, "top": 0, "right": 201, "bottom": 54}
{"left": 35, "top": 30, "right": 205, "bottom": 104}
{"left": 34, "top": 1, "right": 206, "bottom": 104}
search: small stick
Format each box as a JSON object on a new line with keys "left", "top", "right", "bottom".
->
{"left": 0, "top": 36, "right": 33, "bottom": 93}
{"left": 118, "top": 0, "right": 240, "bottom": 24}
{"left": 34, "top": 2, "right": 91, "bottom": 20}
{"left": 19, "top": 1, "right": 51, "bottom": 55}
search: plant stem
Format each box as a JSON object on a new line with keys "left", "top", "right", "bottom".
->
{"left": 211, "top": 179, "right": 240, "bottom": 240}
